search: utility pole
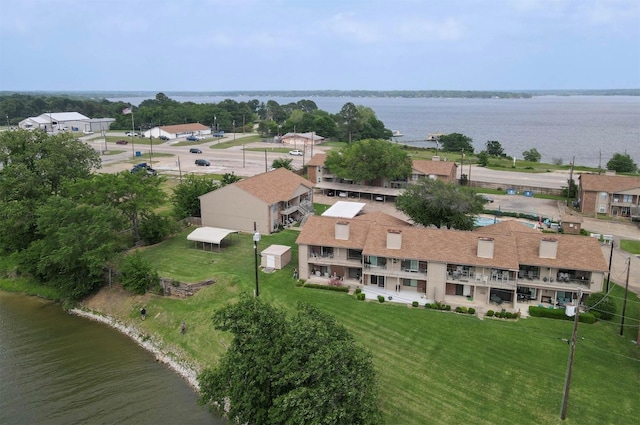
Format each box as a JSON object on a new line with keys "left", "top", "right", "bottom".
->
{"left": 253, "top": 222, "right": 260, "bottom": 297}
{"left": 460, "top": 149, "right": 464, "bottom": 181}
{"left": 605, "top": 240, "right": 614, "bottom": 292}
{"left": 620, "top": 257, "right": 631, "bottom": 336}
{"left": 566, "top": 156, "right": 575, "bottom": 206}
{"left": 560, "top": 287, "right": 582, "bottom": 420}
{"left": 598, "top": 150, "right": 602, "bottom": 174}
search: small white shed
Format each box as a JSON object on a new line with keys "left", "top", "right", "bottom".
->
{"left": 260, "top": 244, "right": 292, "bottom": 270}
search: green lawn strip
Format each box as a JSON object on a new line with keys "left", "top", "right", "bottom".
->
{"left": 620, "top": 239, "right": 640, "bottom": 254}
{"left": 130, "top": 229, "right": 639, "bottom": 424}
{"left": 209, "top": 135, "right": 262, "bottom": 149}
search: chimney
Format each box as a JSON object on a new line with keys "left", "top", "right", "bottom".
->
{"left": 539, "top": 237, "right": 558, "bottom": 259}
{"left": 477, "top": 237, "right": 494, "bottom": 258}
{"left": 335, "top": 221, "right": 350, "bottom": 240}
{"left": 386, "top": 229, "right": 402, "bottom": 249}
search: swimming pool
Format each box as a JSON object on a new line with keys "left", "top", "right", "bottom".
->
{"left": 474, "top": 217, "right": 537, "bottom": 229}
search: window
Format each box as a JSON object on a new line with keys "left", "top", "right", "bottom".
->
{"left": 401, "top": 259, "right": 418, "bottom": 272}
{"left": 599, "top": 204, "right": 606, "bottom": 213}
{"left": 623, "top": 195, "right": 632, "bottom": 203}
{"left": 403, "top": 279, "right": 418, "bottom": 287}
{"left": 600, "top": 192, "right": 607, "bottom": 200}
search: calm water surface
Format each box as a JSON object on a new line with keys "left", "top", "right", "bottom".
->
{"left": 113, "top": 95, "right": 640, "bottom": 168}
{"left": 0, "top": 291, "right": 225, "bottom": 425}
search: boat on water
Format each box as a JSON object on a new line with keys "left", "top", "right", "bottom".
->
{"left": 426, "top": 132, "right": 444, "bottom": 141}
{"left": 392, "top": 130, "right": 403, "bottom": 137}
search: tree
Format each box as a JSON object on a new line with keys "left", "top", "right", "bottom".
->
{"left": 119, "top": 250, "right": 160, "bottom": 294}
{"left": 0, "top": 130, "right": 100, "bottom": 253}
{"left": 272, "top": 157, "right": 294, "bottom": 170}
{"left": 221, "top": 172, "right": 241, "bottom": 186}
{"left": 139, "top": 212, "right": 177, "bottom": 245}
{"left": 477, "top": 151, "right": 489, "bottom": 167}
{"left": 68, "top": 171, "right": 167, "bottom": 243}
{"left": 324, "top": 139, "right": 412, "bottom": 184}
{"left": 17, "top": 197, "right": 125, "bottom": 299}
{"left": 395, "top": 178, "right": 485, "bottom": 230}
{"left": 171, "top": 174, "right": 218, "bottom": 219}
{"left": 439, "top": 133, "right": 474, "bottom": 153}
{"left": 485, "top": 140, "right": 505, "bottom": 157}
{"left": 337, "top": 102, "right": 359, "bottom": 143}
{"left": 522, "top": 148, "right": 541, "bottom": 162}
{"left": 198, "top": 296, "right": 380, "bottom": 425}
{"left": 585, "top": 292, "right": 616, "bottom": 320}
{"left": 606, "top": 152, "right": 637, "bottom": 173}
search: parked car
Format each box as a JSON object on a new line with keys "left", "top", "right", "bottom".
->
{"left": 186, "top": 135, "right": 199, "bottom": 141}
{"left": 481, "top": 194, "right": 494, "bottom": 203}
{"left": 327, "top": 190, "right": 335, "bottom": 197}
{"left": 195, "top": 159, "right": 210, "bottom": 166}
{"left": 83, "top": 130, "right": 94, "bottom": 135}
{"left": 131, "top": 162, "right": 157, "bottom": 176}
{"left": 190, "top": 148, "right": 202, "bottom": 154}
{"left": 125, "top": 132, "right": 139, "bottom": 137}
{"left": 289, "top": 149, "right": 304, "bottom": 156}
{"left": 339, "top": 192, "right": 348, "bottom": 197}
{"left": 116, "top": 139, "right": 128, "bottom": 145}
{"left": 159, "top": 135, "right": 170, "bottom": 141}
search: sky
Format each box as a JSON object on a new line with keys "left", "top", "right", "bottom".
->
{"left": 0, "top": 0, "right": 639, "bottom": 92}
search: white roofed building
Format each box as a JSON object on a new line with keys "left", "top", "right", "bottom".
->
{"left": 18, "top": 112, "right": 114, "bottom": 134}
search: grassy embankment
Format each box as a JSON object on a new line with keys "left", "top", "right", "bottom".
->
{"left": 62, "top": 227, "right": 639, "bottom": 425}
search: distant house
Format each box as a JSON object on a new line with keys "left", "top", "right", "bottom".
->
{"left": 199, "top": 168, "right": 315, "bottom": 235}
{"left": 307, "top": 154, "right": 458, "bottom": 202}
{"left": 281, "top": 132, "right": 324, "bottom": 147}
{"left": 18, "top": 112, "right": 114, "bottom": 134}
{"left": 296, "top": 213, "right": 608, "bottom": 309}
{"left": 143, "top": 123, "right": 211, "bottom": 140}
{"left": 578, "top": 173, "right": 640, "bottom": 220}
{"left": 410, "top": 159, "right": 458, "bottom": 183}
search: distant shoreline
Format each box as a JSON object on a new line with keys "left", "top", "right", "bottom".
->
{"left": 2, "top": 89, "right": 639, "bottom": 99}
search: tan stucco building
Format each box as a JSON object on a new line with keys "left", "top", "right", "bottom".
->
{"left": 578, "top": 173, "right": 640, "bottom": 220}
{"left": 296, "top": 213, "right": 608, "bottom": 309}
{"left": 199, "top": 168, "right": 314, "bottom": 235}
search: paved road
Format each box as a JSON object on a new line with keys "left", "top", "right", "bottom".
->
{"left": 91, "top": 134, "right": 639, "bottom": 295}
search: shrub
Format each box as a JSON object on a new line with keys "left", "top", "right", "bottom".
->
{"left": 468, "top": 308, "right": 476, "bottom": 315}
{"left": 445, "top": 305, "right": 451, "bottom": 311}
{"left": 412, "top": 301, "right": 419, "bottom": 308}
{"left": 486, "top": 310, "right": 495, "bottom": 317}
{"left": 303, "top": 283, "right": 349, "bottom": 293}
{"left": 378, "top": 295, "right": 385, "bottom": 303}
{"left": 528, "top": 306, "right": 595, "bottom": 324}
{"left": 355, "top": 288, "right": 362, "bottom": 295}
{"left": 119, "top": 251, "right": 160, "bottom": 295}
{"left": 585, "top": 292, "right": 616, "bottom": 320}
{"left": 139, "top": 213, "right": 178, "bottom": 245}
{"left": 356, "top": 293, "right": 366, "bottom": 301}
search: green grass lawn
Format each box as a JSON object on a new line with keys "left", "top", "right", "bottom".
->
{"left": 131, "top": 228, "right": 640, "bottom": 425}
{"left": 620, "top": 239, "right": 640, "bottom": 254}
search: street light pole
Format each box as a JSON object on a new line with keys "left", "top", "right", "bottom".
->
{"left": 233, "top": 120, "right": 236, "bottom": 141}
{"left": 253, "top": 222, "right": 261, "bottom": 297}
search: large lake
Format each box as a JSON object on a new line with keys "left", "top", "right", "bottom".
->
{"left": 111, "top": 95, "right": 640, "bottom": 168}
{"left": 0, "top": 291, "right": 225, "bottom": 425}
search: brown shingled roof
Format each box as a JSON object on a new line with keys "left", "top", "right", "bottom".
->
{"left": 411, "top": 159, "right": 457, "bottom": 177}
{"left": 160, "top": 123, "right": 210, "bottom": 133}
{"left": 235, "top": 168, "right": 314, "bottom": 204}
{"left": 579, "top": 173, "right": 640, "bottom": 193}
{"left": 306, "top": 153, "right": 327, "bottom": 167}
{"left": 515, "top": 233, "right": 608, "bottom": 271}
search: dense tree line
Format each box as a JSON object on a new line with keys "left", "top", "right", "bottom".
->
{"left": 0, "top": 130, "right": 174, "bottom": 300}
{"left": 0, "top": 93, "right": 392, "bottom": 142}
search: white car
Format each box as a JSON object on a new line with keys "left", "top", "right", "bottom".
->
{"left": 125, "top": 132, "right": 139, "bottom": 137}
{"left": 289, "top": 149, "right": 303, "bottom": 156}
{"left": 83, "top": 130, "right": 94, "bottom": 135}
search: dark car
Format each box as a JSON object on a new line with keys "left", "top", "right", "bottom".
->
{"left": 131, "top": 162, "right": 157, "bottom": 176}
{"left": 195, "top": 159, "right": 210, "bottom": 166}
{"left": 116, "top": 139, "right": 128, "bottom": 145}
{"left": 190, "top": 148, "right": 202, "bottom": 154}
{"left": 186, "top": 135, "right": 199, "bottom": 141}
{"left": 159, "top": 135, "right": 169, "bottom": 141}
